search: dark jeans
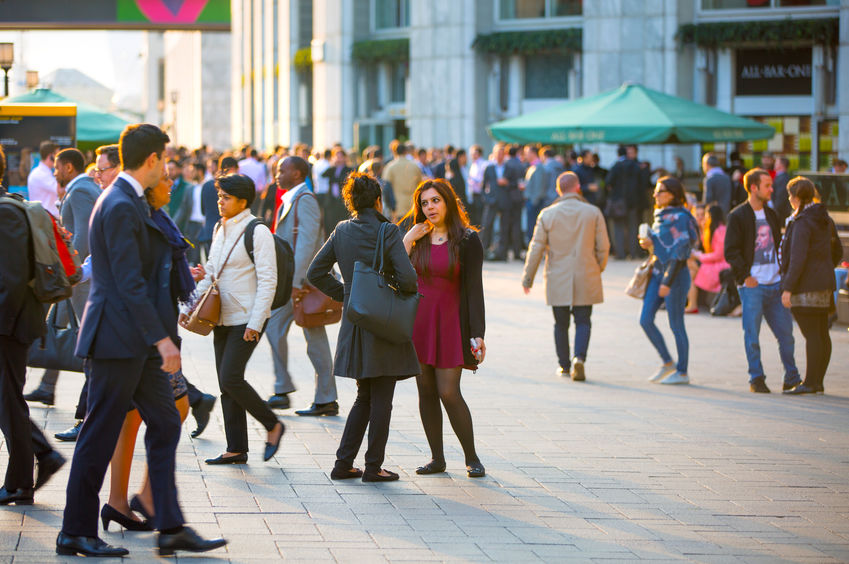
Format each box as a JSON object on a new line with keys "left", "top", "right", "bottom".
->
{"left": 612, "top": 208, "right": 640, "bottom": 259}
{"left": 496, "top": 204, "right": 524, "bottom": 259}
{"left": 552, "top": 306, "right": 593, "bottom": 369}
{"left": 640, "top": 269, "right": 690, "bottom": 374}
{"left": 0, "top": 335, "right": 55, "bottom": 490}
{"left": 335, "top": 377, "right": 397, "bottom": 474}
{"left": 213, "top": 324, "right": 278, "bottom": 453}
{"left": 792, "top": 308, "right": 831, "bottom": 389}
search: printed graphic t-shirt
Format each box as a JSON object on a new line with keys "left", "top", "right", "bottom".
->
{"left": 750, "top": 208, "right": 781, "bottom": 285}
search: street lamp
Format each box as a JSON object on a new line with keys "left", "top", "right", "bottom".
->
{"left": 0, "top": 43, "right": 13, "bottom": 97}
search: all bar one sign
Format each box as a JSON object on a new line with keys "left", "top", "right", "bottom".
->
{"left": 736, "top": 47, "right": 812, "bottom": 96}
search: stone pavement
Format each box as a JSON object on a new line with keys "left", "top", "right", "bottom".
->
{"left": 5, "top": 259, "right": 849, "bottom": 563}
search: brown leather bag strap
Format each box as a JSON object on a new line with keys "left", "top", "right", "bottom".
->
{"left": 290, "top": 191, "right": 319, "bottom": 252}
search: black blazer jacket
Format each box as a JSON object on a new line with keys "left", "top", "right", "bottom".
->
{"left": 725, "top": 201, "right": 782, "bottom": 286}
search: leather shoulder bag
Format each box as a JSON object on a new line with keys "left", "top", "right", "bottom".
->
{"left": 289, "top": 192, "right": 343, "bottom": 328}
{"left": 27, "top": 299, "right": 85, "bottom": 372}
{"left": 181, "top": 223, "right": 248, "bottom": 336}
{"left": 625, "top": 256, "right": 654, "bottom": 300}
{"left": 346, "top": 222, "right": 421, "bottom": 343}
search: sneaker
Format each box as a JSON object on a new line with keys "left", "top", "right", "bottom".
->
{"left": 659, "top": 371, "right": 689, "bottom": 385}
{"left": 556, "top": 367, "right": 569, "bottom": 378}
{"left": 648, "top": 363, "right": 676, "bottom": 383}
{"left": 750, "top": 378, "right": 770, "bottom": 393}
{"left": 570, "top": 359, "right": 585, "bottom": 381}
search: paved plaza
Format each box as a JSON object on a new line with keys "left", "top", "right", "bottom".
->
{"left": 5, "top": 259, "right": 849, "bottom": 563}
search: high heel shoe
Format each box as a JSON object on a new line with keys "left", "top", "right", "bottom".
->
{"left": 263, "top": 421, "right": 285, "bottom": 462}
{"left": 100, "top": 503, "right": 152, "bottom": 532}
{"left": 130, "top": 495, "right": 153, "bottom": 523}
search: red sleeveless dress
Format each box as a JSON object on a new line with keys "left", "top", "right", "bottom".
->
{"left": 412, "top": 242, "right": 465, "bottom": 368}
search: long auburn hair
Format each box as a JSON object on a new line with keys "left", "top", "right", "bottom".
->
{"left": 399, "top": 179, "right": 475, "bottom": 278}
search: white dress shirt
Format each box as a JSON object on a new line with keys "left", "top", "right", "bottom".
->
{"left": 27, "top": 161, "right": 59, "bottom": 217}
{"left": 238, "top": 157, "right": 267, "bottom": 194}
{"left": 117, "top": 171, "right": 145, "bottom": 198}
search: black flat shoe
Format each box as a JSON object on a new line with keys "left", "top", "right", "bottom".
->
{"left": 130, "top": 494, "right": 153, "bottom": 522}
{"left": 295, "top": 401, "right": 339, "bottom": 416}
{"left": 362, "top": 469, "right": 399, "bottom": 482}
{"left": 466, "top": 462, "right": 486, "bottom": 478}
{"left": 35, "top": 451, "right": 65, "bottom": 490}
{"left": 330, "top": 467, "right": 363, "bottom": 480}
{"left": 0, "top": 486, "right": 33, "bottom": 505}
{"left": 100, "top": 503, "right": 152, "bottom": 532}
{"left": 415, "top": 460, "right": 447, "bottom": 475}
{"left": 23, "top": 388, "right": 54, "bottom": 406}
{"left": 54, "top": 420, "right": 82, "bottom": 442}
{"left": 157, "top": 526, "right": 227, "bottom": 556}
{"left": 205, "top": 453, "right": 248, "bottom": 465}
{"left": 56, "top": 533, "right": 128, "bottom": 557}
{"left": 784, "top": 383, "right": 817, "bottom": 395}
{"left": 191, "top": 394, "right": 216, "bottom": 438}
{"left": 263, "top": 421, "right": 286, "bottom": 462}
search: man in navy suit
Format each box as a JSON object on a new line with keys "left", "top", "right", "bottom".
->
{"left": 57, "top": 124, "right": 226, "bottom": 558}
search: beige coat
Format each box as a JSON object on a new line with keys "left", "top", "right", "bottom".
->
{"left": 522, "top": 193, "right": 610, "bottom": 306}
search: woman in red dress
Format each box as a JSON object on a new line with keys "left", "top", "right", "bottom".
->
{"left": 400, "top": 179, "right": 486, "bottom": 478}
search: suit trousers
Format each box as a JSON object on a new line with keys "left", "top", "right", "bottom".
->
{"left": 266, "top": 302, "right": 336, "bottom": 403}
{"left": 335, "top": 377, "right": 397, "bottom": 474}
{"left": 62, "top": 353, "right": 184, "bottom": 536}
{"left": 0, "top": 335, "right": 55, "bottom": 490}
{"left": 496, "top": 204, "right": 524, "bottom": 259}
{"left": 479, "top": 202, "right": 498, "bottom": 252}
{"left": 611, "top": 209, "right": 641, "bottom": 260}
{"left": 213, "top": 324, "right": 279, "bottom": 453}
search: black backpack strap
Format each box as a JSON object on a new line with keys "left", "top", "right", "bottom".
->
{"left": 244, "top": 218, "right": 260, "bottom": 262}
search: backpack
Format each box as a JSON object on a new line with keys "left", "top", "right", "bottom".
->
{"left": 244, "top": 218, "right": 294, "bottom": 310}
{"left": 0, "top": 192, "right": 82, "bottom": 303}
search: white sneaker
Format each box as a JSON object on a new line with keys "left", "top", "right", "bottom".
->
{"left": 660, "top": 371, "right": 690, "bottom": 385}
{"left": 648, "top": 363, "right": 676, "bottom": 383}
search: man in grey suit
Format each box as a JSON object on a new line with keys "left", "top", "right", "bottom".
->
{"left": 702, "top": 153, "right": 733, "bottom": 215}
{"left": 265, "top": 157, "right": 337, "bottom": 416}
{"left": 23, "top": 148, "right": 100, "bottom": 408}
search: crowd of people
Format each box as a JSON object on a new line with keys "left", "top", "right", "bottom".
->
{"left": 0, "top": 124, "right": 845, "bottom": 557}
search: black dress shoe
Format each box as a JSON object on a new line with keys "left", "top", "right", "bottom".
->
{"left": 749, "top": 378, "right": 770, "bottom": 393}
{"left": 330, "top": 467, "right": 364, "bottom": 480}
{"left": 415, "top": 460, "right": 447, "bottom": 475}
{"left": 35, "top": 451, "right": 65, "bottom": 490}
{"left": 101, "top": 503, "right": 152, "bottom": 532}
{"left": 0, "top": 486, "right": 33, "bottom": 505}
{"left": 466, "top": 461, "right": 486, "bottom": 478}
{"left": 157, "top": 526, "right": 227, "bottom": 556}
{"left": 784, "top": 383, "right": 817, "bottom": 395}
{"left": 56, "top": 532, "right": 129, "bottom": 557}
{"left": 55, "top": 420, "right": 82, "bottom": 442}
{"left": 267, "top": 393, "right": 290, "bottom": 409}
{"left": 264, "top": 421, "right": 286, "bottom": 461}
{"left": 23, "top": 388, "right": 54, "bottom": 406}
{"left": 362, "top": 469, "right": 400, "bottom": 482}
{"left": 783, "top": 380, "right": 802, "bottom": 391}
{"left": 205, "top": 453, "right": 248, "bottom": 465}
{"left": 130, "top": 494, "right": 153, "bottom": 522}
{"left": 295, "top": 401, "right": 339, "bottom": 416}
{"left": 191, "top": 394, "right": 216, "bottom": 438}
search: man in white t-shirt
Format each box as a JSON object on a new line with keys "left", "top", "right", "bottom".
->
{"left": 724, "top": 168, "right": 800, "bottom": 394}
{"left": 26, "top": 141, "right": 60, "bottom": 217}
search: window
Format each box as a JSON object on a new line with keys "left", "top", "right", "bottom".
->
{"left": 375, "top": 0, "right": 410, "bottom": 29}
{"left": 524, "top": 54, "right": 571, "bottom": 98}
{"left": 702, "top": 0, "right": 837, "bottom": 9}
{"left": 499, "top": 0, "right": 581, "bottom": 19}
{"left": 389, "top": 62, "right": 406, "bottom": 103}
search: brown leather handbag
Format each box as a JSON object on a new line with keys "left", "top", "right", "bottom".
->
{"left": 181, "top": 224, "right": 248, "bottom": 336}
{"left": 287, "top": 192, "right": 342, "bottom": 328}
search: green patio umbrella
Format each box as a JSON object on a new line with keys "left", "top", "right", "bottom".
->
{"left": 489, "top": 83, "right": 775, "bottom": 145}
{"left": 2, "top": 88, "right": 131, "bottom": 148}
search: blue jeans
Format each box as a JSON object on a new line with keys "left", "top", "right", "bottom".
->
{"left": 738, "top": 282, "right": 800, "bottom": 385}
{"left": 553, "top": 306, "right": 592, "bottom": 369}
{"left": 640, "top": 268, "right": 689, "bottom": 374}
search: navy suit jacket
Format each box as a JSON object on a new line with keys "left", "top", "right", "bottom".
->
{"left": 75, "top": 177, "right": 171, "bottom": 359}
{"left": 199, "top": 178, "right": 220, "bottom": 243}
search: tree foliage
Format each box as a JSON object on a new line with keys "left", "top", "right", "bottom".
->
{"left": 676, "top": 18, "right": 839, "bottom": 49}
{"left": 472, "top": 29, "right": 582, "bottom": 56}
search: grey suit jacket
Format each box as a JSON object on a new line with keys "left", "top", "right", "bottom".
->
{"left": 703, "top": 170, "right": 732, "bottom": 215}
{"left": 275, "top": 184, "right": 322, "bottom": 289}
{"left": 61, "top": 176, "right": 100, "bottom": 259}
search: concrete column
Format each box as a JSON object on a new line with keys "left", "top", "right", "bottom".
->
{"left": 838, "top": 4, "right": 849, "bottom": 160}
{"left": 143, "top": 31, "right": 164, "bottom": 126}
{"left": 230, "top": 0, "right": 243, "bottom": 146}
{"left": 506, "top": 55, "right": 522, "bottom": 118}
{"left": 312, "top": 0, "right": 355, "bottom": 148}
{"left": 200, "top": 32, "right": 231, "bottom": 150}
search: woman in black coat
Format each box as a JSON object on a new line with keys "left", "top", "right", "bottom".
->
{"left": 780, "top": 177, "right": 843, "bottom": 395}
{"left": 307, "top": 173, "right": 420, "bottom": 482}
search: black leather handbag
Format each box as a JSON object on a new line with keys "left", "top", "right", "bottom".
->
{"left": 27, "top": 299, "right": 85, "bottom": 373}
{"left": 347, "top": 222, "right": 421, "bottom": 344}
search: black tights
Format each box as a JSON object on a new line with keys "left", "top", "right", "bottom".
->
{"left": 792, "top": 309, "right": 832, "bottom": 389}
{"left": 416, "top": 365, "right": 479, "bottom": 466}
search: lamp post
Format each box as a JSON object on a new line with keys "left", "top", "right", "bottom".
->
{"left": 0, "top": 43, "right": 13, "bottom": 98}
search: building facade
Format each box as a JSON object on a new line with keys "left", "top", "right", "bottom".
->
{"left": 230, "top": 0, "right": 847, "bottom": 171}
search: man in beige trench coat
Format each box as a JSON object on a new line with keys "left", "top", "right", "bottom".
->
{"left": 521, "top": 171, "right": 610, "bottom": 381}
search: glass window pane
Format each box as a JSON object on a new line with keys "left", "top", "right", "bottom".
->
{"left": 777, "top": 0, "right": 838, "bottom": 5}
{"left": 390, "top": 63, "right": 406, "bottom": 103}
{"left": 701, "top": 0, "right": 770, "bottom": 8}
{"left": 375, "top": 0, "right": 409, "bottom": 29}
{"left": 500, "top": 0, "right": 545, "bottom": 19}
{"left": 524, "top": 54, "right": 571, "bottom": 99}
{"left": 552, "top": 0, "right": 582, "bottom": 16}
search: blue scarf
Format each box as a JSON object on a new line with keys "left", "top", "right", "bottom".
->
{"left": 650, "top": 205, "right": 699, "bottom": 267}
{"left": 151, "top": 207, "right": 196, "bottom": 305}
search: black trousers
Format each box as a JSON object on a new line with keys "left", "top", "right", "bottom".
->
{"left": 792, "top": 308, "right": 832, "bottom": 389}
{"left": 213, "top": 324, "right": 278, "bottom": 453}
{"left": 496, "top": 204, "right": 524, "bottom": 259}
{"left": 0, "top": 335, "right": 54, "bottom": 490}
{"left": 479, "top": 202, "right": 498, "bottom": 252}
{"left": 335, "top": 377, "right": 397, "bottom": 474}
{"left": 185, "top": 378, "right": 204, "bottom": 408}
{"left": 62, "top": 353, "right": 184, "bottom": 536}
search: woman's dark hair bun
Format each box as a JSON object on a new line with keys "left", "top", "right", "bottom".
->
{"left": 343, "top": 172, "right": 382, "bottom": 215}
